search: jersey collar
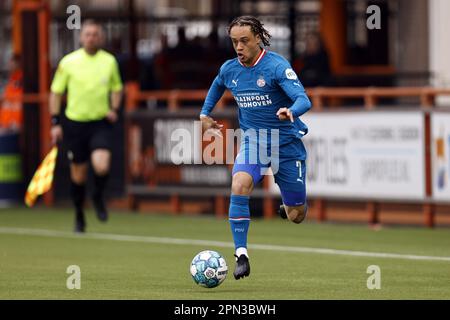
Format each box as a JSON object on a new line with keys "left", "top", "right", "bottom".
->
{"left": 238, "top": 48, "right": 267, "bottom": 67}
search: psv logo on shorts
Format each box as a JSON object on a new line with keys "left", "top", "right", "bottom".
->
{"left": 257, "top": 75, "right": 266, "bottom": 87}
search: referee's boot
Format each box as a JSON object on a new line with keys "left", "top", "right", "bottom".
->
{"left": 233, "top": 254, "right": 250, "bottom": 280}
{"left": 92, "top": 193, "right": 108, "bottom": 222}
{"left": 278, "top": 204, "right": 288, "bottom": 219}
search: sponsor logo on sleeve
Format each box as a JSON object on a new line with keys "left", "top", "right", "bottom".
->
{"left": 285, "top": 68, "right": 298, "bottom": 80}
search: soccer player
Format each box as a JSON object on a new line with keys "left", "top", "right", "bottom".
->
{"left": 200, "top": 16, "right": 311, "bottom": 279}
{"left": 49, "top": 20, "right": 123, "bottom": 233}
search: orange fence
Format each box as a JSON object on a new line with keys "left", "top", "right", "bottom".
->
{"left": 125, "top": 83, "right": 450, "bottom": 111}
{"left": 124, "top": 84, "right": 450, "bottom": 227}
{"left": 4, "top": 86, "right": 450, "bottom": 226}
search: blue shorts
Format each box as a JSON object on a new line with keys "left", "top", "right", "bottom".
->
{"left": 232, "top": 139, "right": 307, "bottom": 207}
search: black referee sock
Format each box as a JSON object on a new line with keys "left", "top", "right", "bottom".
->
{"left": 70, "top": 182, "right": 86, "bottom": 222}
{"left": 93, "top": 173, "right": 109, "bottom": 200}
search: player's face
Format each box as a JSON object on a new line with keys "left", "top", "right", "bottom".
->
{"left": 230, "top": 25, "right": 262, "bottom": 66}
{"left": 80, "top": 25, "right": 103, "bottom": 52}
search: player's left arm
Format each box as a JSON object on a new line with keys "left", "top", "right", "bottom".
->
{"left": 275, "top": 64, "right": 312, "bottom": 122}
{"left": 107, "top": 59, "right": 123, "bottom": 123}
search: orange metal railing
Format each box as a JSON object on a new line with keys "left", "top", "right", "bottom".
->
{"left": 5, "top": 86, "right": 450, "bottom": 226}
{"left": 124, "top": 84, "right": 450, "bottom": 227}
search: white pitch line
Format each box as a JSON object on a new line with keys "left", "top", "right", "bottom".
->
{"left": 1, "top": 226, "right": 450, "bottom": 262}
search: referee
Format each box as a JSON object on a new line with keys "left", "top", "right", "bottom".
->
{"left": 49, "top": 20, "right": 123, "bottom": 233}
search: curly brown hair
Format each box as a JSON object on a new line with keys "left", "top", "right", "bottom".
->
{"left": 227, "top": 16, "right": 272, "bottom": 47}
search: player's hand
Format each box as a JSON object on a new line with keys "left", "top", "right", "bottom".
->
{"left": 50, "top": 125, "right": 63, "bottom": 145}
{"left": 200, "top": 115, "right": 223, "bottom": 137}
{"left": 106, "top": 110, "right": 118, "bottom": 123}
{"left": 276, "top": 107, "right": 294, "bottom": 122}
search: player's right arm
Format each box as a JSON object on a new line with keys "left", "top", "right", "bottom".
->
{"left": 49, "top": 58, "right": 69, "bottom": 144}
{"left": 199, "top": 66, "right": 227, "bottom": 134}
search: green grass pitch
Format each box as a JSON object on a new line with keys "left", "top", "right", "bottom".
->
{"left": 1, "top": 207, "right": 450, "bottom": 299}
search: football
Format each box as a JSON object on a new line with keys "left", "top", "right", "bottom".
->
{"left": 190, "top": 250, "right": 228, "bottom": 288}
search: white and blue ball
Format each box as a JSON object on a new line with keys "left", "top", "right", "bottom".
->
{"left": 190, "top": 250, "right": 228, "bottom": 288}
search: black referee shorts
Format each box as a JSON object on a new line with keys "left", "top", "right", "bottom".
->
{"left": 63, "top": 118, "right": 113, "bottom": 163}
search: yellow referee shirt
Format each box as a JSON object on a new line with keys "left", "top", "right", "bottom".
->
{"left": 50, "top": 48, "right": 123, "bottom": 122}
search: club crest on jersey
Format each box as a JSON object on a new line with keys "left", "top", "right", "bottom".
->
{"left": 257, "top": 76, "right": 266, "bottom": 87}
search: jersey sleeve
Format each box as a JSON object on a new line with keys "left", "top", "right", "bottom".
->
{"left": 200, "top": 64, "right": 227, "bottom": 117}
{"left": 50, "top": 59, "right": 69, "bottom": 94}
{"left": 275, "top": 62, "right": 311, "bottom": 117}
{"left": 110, "top": 58, "right": 123, "bottom": 92}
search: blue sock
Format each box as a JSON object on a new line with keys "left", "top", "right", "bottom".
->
{"left": 229, "top": 194, "right": 250, "bottom": 252}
